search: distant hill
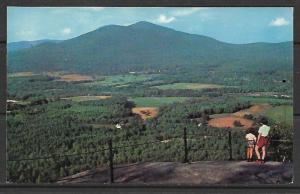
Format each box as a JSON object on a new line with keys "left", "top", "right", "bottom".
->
{"left": 7, "top": 21, "right": 292, "bottom": 74}
{"left": 8, "top": 39, "right": 63, "bottom": 52}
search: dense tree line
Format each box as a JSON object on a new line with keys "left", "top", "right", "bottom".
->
{"left": 7, "top": 94, "right": 292, "bottom": 183}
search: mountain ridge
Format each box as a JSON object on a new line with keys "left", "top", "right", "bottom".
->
{"left": 8, "top": 21, "right": 292, "bottom": 74}
{"left": 8, "top": 39, "right": 63, "bottom": 52}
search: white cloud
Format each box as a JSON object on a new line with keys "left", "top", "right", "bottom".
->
{"left": 172, "top": 8, "right": 203, "bottom": 16}
{"left": 156, "top": 14, "right": 175, "bottom": 24}
{"left": 61, "top": 28, "right": 72, "bottom": 35}
{"left": 269, "top": 17, "right": 289, "bottom": 26}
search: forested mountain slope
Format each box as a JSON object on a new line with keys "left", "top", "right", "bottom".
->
{"left": 8, "top": 39, "right": 62, "bottom": 52}
{"left": 8, "top": 21, "right": 292, "bottom": 74}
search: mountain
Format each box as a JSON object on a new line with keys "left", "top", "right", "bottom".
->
{"left": 8, "top": 39, "right": 63, "bottom": 52}
{"left": 7, "top": 21, "right": 292, "bottom": 74}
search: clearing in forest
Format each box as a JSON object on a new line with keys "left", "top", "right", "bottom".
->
{"left": 56, "top": 74, "right": 93, "bottom": 82}
{"left": 208, "top": 104, "right": 274, "bottom": 130}
{"left": 84, "top": 74, "right": 157, "bottom": 86}
{"left": 61, "top": 95, "right": 112, "bottom": 102}
{"left": 208, "top": 116, "right": 254, "bottom": 129}
{"left": 8, "top": 72, "right": 38, "bottom": 77}
{"left": 132, "top": 107, "right": 158, "bottom": 120}
{"left": 233, "top": 104, "right": 272, "bottom": 117}
{"left": 129, "top": 97, "right": 191, "bottom": 107}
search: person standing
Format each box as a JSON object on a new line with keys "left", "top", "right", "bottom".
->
{"left": 255, "top": 120, "right": 270, "bottom": 164}
{"left": 245, "top": 128, "right": 256, "bottom": 162}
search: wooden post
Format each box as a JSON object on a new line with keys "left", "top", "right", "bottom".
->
{"left": 183, "top": 127, "right": 188, "bottom": 163}
{"left": 108, "top": 139, "right": 114, "bottom": 183}
{"left": 228, "top": 130, "right": 233, "bottom": 161}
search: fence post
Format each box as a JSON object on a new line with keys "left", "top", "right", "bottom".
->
{"left": 228, "top": 130, "right": 233, "bottom": 161}
{"left": 183, "top": 127, "right": 188, "bottom": 163}
{"left": 108, "top": 139, "right": 114, "bottom": 183}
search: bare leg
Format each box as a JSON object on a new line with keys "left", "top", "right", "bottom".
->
{"left": 262, "top": 146, "right": 266, "bottom": 161}
{"left": 255, "top": 146, "right": 261, "bottom": 160}
{"left": 249, "top": 148, "right": 253, "bottom": 160}
{"left": 246, "top": 148, "right": 249, "bottom": 159}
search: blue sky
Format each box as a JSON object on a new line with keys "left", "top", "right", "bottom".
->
{"left": 7, "top": 7, "right": 293, "bottom": 44}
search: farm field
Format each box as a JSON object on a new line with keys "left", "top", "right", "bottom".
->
{"left": 233, "top": 104, "right": 272, "bottom": 117}
{"left": 129, "top": 97, "right": 191, "bottom": 107}
{"left": 238, "top": 96, "right": 292, "bottom": 105}
{"left": 61, "top": 95, "right": 112, "bottom": 102}
{"left": 83, "top": 74, "right": 159, "bottom": 86}
{"left": 152, "top": 83, "right": 224, "bottom": 90}
{"left": 208, "top": 116, "right": 254, "bottom": 129}
{"left": 265, "top": 105, "right": 293, "bottom": 128}
{"left": 8, "top": 71, "right": 38, "bottom": 77}
{"left": 56, "top": 74, "right": 93, "bottom": 82}
{"left": 132, "top": 107, "right": 159, "bottom": 120}
{"left": 208, "top": 103, "right": 293, "bottom": 130}
{"left": 208, "top": 104, "right": 273, "bottom": 130}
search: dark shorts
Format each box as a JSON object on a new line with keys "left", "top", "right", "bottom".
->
{"left": 247, "top": 140, "right": 255, "bottom": 148}
{"left": 256, "top": 136, "right": 268, "bottom": 148}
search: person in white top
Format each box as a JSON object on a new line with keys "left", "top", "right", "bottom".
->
{"left": 245, "top": 128, "right": 257, "bottom": 162}
{"left": 255, "top": 120, "right": 271, "bottom": 164}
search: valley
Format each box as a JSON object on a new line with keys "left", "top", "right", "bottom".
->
{"left": 6, "top": 21, "right": 293, "bottom": 184}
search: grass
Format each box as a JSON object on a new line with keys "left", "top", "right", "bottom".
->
{"left": 238, "top": 96, "right": 292, "bottom": 105}
{"left": 152, "top": 83, "right": 223, "bottom": 90}
{"left": 129, "top": 97, "right": 191, "bottom": 107}
{"left": 8, "top": 72, "right": 38, "bottom": 77}
{"left": 265, "top": 105, "right": 293, "bottom": 128}
{"left": 84, "top": 74, "right": 158, "bottom": 86}
{"left": 61, "top": 96, "right": 111, "bottom": 102}
{"left": 56, "top": 74, "right": 93, "bottom": 82}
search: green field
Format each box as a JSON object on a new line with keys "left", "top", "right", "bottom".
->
{"left": 84, "top": 74, "right": 159, "bottom": 86}
{"left": 152, "top": 83, "right": 224, "bottom": 90}
{"left": 61, "top": 96, "right": 111, "bottom": 102}
{"left": 265, "top": 105, "right": 293, "bottom": 128}
{"left": 239, "top": 96, "right": 292, "bottom": 105}
{"left": 129, "top": 97, "right": 191, "bottom": 107}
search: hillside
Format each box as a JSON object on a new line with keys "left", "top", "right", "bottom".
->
{"left": 57, "top": 161, "right": 293, "bottom": 185}
{"left": 7, "top": 39, "right": 62, "bottom": 52}
{"left": 7, "top": 21, "right": 292, "bottom": 74}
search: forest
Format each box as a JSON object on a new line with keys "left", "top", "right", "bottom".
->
{"left": 6, "top": 71, "right": 293, "bottom": 183}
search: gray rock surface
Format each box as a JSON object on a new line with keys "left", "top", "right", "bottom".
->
{"left": 57, "top": 161, "right": 293, "bottom": 185}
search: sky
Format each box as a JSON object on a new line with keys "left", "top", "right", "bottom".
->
{"left": 7, "top": 7, "right": 293, "bottom": 44}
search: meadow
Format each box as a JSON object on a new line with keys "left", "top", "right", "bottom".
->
{"left": 83, "top": 74, "right": 159, "bottom": 87}
{"left": 238, "top": 96, "right": 292, "bottom": 105}
{"left": 265, "top": 105, "right": 293, "bottom": 128}
{"left": 152, "top": 83, "right": 224, "bottom": 90}
{"left": 61, "top": 96, "right": 112, "bottom": 102}
{"left": 128, "top": 97, "right": 191, "bottom": 107}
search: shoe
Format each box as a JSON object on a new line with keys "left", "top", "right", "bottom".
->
{"left": 255, "top": 159, "right": 261, "bottom": 164}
